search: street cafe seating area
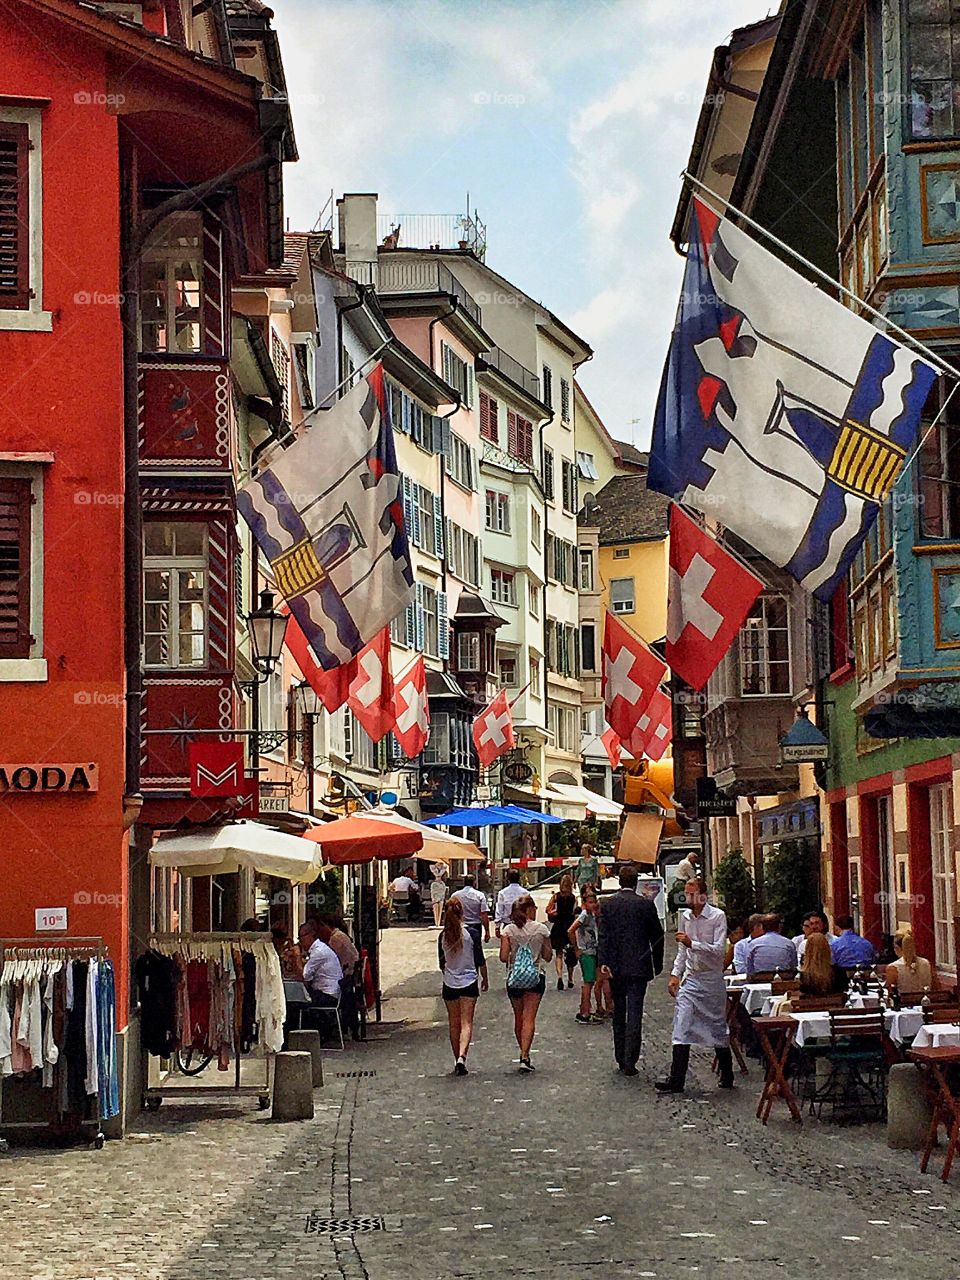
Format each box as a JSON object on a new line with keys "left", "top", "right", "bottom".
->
{"left": 725, "top": 966, "right": 960, "bottom": 1171}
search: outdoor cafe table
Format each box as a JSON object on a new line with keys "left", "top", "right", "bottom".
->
{"left": 738, "top": 983, "right": 773, "bottom": 1015}
{"left": 911, "top": 1022, "right": 960, "bottom": 1050}
{"left": 787, "top": 1007, "right": 923, "bottom": 1048}
{"left": 907, "top": 1045, "right": 960, "bottom": 1183}
{"left": 753, "top": 1015, "right": 803, "bottom": 1125}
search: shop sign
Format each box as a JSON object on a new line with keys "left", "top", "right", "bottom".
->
{"left": 189, "top": 742, "right": 244, "bottom": 797}
{"left": 0, "top": 763, "right": 98, "bottom": 794}
{"left": 502, "top": 759, "right": 533, "bottom": 783}
{"left": 695, "top": 776, "right": 736, "bottom": 819}
{"left": 35, "top": 907, "right": 68, "bottom": 932}
{"left": 779, "top": 741, "right": 829, "bottom": 764}
{"left": 259, "top": 795, "right": 289, "bottom": 814}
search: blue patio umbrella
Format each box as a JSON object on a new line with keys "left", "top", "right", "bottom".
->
{"left": 422, "top": 805, "right": 563, "bottom": 827}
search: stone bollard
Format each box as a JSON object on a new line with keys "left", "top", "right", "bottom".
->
{"left": 887, "top": 1061, "right": 934, "bottom": 1149}
{"left": 272, "top": 1051, "right": 314, "bottom": 1121}
{"left": 287, "top": 1029, "right": 324, "bottom": 1088}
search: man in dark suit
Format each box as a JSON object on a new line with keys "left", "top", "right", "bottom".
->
{"left": 597, "top": 864, "right": 665, "bottom": 1076}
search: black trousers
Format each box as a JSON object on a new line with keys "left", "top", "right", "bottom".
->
{"left": 610, "top": 975, "right": 648, "bottom": 1070}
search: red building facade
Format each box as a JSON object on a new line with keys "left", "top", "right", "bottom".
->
{"left": 0, "top": 0, "right": 293, "bottom": 1121}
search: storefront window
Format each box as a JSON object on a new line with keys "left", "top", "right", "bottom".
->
{"left": 930, "top": 781, "right": 956, "bottom": 968}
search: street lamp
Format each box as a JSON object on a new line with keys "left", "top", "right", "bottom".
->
{"left": 245, "top": 589, "right": 289, "bottom": 796}
{"left": 295, "top": 679, "right": 322, "bottom": 816}
{"left": 249, "top": 589, "right": 288, "bottom": 674}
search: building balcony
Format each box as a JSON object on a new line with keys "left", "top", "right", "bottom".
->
{"left": 377, "top": 259, "right": 482, "bottom": 326}
{"left": 477, "top": 346, "right": 540, "bottom": 401}
{"left": 703, "top": 697, "right": 799, "bottom": 796}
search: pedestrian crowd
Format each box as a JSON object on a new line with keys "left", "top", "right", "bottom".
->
{"left": 434, "top": 842, "right": 944, "bottom": 1087}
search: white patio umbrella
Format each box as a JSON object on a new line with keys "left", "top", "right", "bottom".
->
{"left": 150, "top": 820, "right": 324, "bottom": 884}
{"left": 364, "top": 807, "right": 484, "bottom": 863}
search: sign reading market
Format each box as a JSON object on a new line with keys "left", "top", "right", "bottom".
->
{"left": 0, "top": 763, "right": 99, "bottom": 795}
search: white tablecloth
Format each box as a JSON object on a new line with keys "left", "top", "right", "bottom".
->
{"left": 910, "top": 1022, "right": 960, "bottom": 1049}
{"left": 787, "top": 1008, "right": 923, "bottom": 1048}
{"left": 738, "top": 983, "right": 773, "bottom": 1015}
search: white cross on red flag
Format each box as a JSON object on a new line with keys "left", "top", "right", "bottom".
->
{"left": 283, "top": 607, "right": 357, "bottom": 713}
{"left": 347, "top": 627, "right": 396, "bottom": 743}
{"left": 393, "top": 656, "right": 430, "bottom": 759}
{"left": 472, "top": 688, "right": 514, "bottom": 768}
{"left": 666, "top": 505, "right": 764, "bottom": 692}
{"left": 600, "top": 726, "right": 621, "bottom": 770}
{"left": 624, "top": 687, "right": 673, "bottom": 762}
{"left": 602, "top": 612, "right": 668, "bottom": 743}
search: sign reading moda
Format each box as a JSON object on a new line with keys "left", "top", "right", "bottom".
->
{"left": 649, "top": 198, "right": 937, "bottom": 601}
{"left": 0, "top": 763, "right": 99, "bottom": 793}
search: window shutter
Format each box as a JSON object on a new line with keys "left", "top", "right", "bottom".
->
{"left": 404, "top": 600, "right": 416, "bottom": 648}
{"left": 437, "top": 590, "right": 449, "bottom": 659}
{"left": 0, "top": 123, "right": 31, "bottom": 309}
{"left": 507, "top": 410, "right": 518, "bottom": 458}
{"left": 466, "top": 364, "right": 475, "bottom": 408}
{"left": 473, "top": 536, "right": 482, "bottom": 587}
{"left": 0, "top": 476, "right": 31, "bottom": 657}
{"left": 470, "top": 447, "right": 479, "bottom": 491}
{"left": 402, "top": 475, "right": 413, "bottom": 542}
{"left": 414, "top": 581, "right": 425, "bottom": 651}
{"left": 442, "top": 343, "right": 452, "bottom": 386}
{"left": 433, "top": 493, "right": 444, "bottom": 559}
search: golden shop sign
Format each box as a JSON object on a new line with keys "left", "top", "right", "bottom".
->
{"left": 0, "top": 763, "right": 99, "bottom": 794}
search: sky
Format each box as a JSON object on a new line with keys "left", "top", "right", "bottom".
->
{"left": 275, "top": 0, "right": 773, "bottom": 448}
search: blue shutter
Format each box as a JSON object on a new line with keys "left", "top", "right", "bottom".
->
{"left": 404, "top": 600, "right": 415, "bottom": 648}
{"left": 414, "top": 581, "right": 425, "bottom": 651}
{"left": 412, "top": 485, "right": 422, "bottom": 548}
{"left": 433, "top": 493, "right": 444, "bottom": 559}
{"left": 437, "top": 590, "right": 449, "bottom": 659}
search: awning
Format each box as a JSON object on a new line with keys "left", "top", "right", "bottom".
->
{"left": 363, "top": 808, "right": 484, "bottom": 862}
{"left": 150, "top": 821, "right": 323, "bottom": 884}
{"left": 548, "top": 783, "right": 623, "bottom": 822}
{"left": 507, "top": 785, "right": 587, "bottom": 822}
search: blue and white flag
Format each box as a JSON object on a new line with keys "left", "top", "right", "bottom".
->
{"left": 237, "top": 365, "right": 414, "bottom": 668}
{"left": 649, "top": 199, "right": 938, "bottom": 600}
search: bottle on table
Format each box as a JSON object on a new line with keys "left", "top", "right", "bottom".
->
{"left": 921, "top": 988, "right": 932, "bottom": 1024}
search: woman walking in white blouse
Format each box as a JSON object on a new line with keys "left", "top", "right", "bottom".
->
{"left": 655, "top": 877, "right": 733, "bottom": 1094}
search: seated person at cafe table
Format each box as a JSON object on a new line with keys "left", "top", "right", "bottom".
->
{"left": 298, "top": 920, "right": 344, "bottom": 1008}
{"left": 272, "top": 924, "right": 304, "bottom": 980}
{"left": 887, "top": 929, "right": 938, "bottom": 995}
{"left": 317, "top": 915, "right": 362, "bottom": 1038}
{"left": 830, "top": 915, "right": 878, "bottom": 968}
{"left": 744, "top": 914, "right": 798, "bottom": 977}
{"left": 792, "top": 910, "right": 829, "bottom": 962}
{"left": 799, "top": 933, "right": 848, "bottom": 996}
{"left": 731, "top": 914, "right": 763, "bottom": 973}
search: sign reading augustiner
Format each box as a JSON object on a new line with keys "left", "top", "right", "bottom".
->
{"left": 0, "top": 763, "right": 99, "bottom": 794}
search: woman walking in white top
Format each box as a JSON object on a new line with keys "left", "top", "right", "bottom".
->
{"left": 438, "top": 898, "right": 487, "bottom": 1076}
{"left": 430, "top": 864, "right": 449, "bottom": 928}
{"left": 499, "top": 895, "right": 552, "bottom": 1073}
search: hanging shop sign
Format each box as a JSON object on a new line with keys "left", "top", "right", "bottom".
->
{"left": 0, "top": 763, "right": 98, "bottom": 794}
{"left": 258, "top": 781, "right": 293, "bottom": 815}
{"left": 189, "top": 742, "right": 244, "bottom": 797}
{"left": 695, "top": 776, "right": 736, "bottom": 819}
{"left": 502, "top": 759, "right": 533, "bottom": 784}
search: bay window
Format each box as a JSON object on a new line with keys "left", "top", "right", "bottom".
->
{"left": 144, "top": 521, "right": 209, "bottom": 668}
{"left": 140, "top": 212, "right": 204, "bottom": 353}
{"left": 739, "top": 595, "right": 790, "bottom": 695}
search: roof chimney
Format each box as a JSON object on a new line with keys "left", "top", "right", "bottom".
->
{"left": 336, "top": 193, "right": 378, "bottom": 288}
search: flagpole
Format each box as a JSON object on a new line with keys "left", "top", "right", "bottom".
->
{"left": 681, "top": 171, "right": 959, "bottom": 383}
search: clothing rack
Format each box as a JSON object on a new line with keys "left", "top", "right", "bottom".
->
{"left": 0, "top": 936, "right": 112, "bottom": 1149}
{"left": 141, "top": 931, "right": 281, "bottom": 1113}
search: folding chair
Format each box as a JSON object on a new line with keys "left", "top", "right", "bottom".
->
{"left": 303, "top": 992, "right": 345, "bottom": 1051}
{"left": 713, "top": 989, "right": 749, "bottom": 1077}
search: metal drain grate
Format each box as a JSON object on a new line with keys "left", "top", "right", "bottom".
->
{"left": 305, "top": 1214, "right": 386, "bottom": 1235}
{"left": 334, "top": 1069, "right": 377, "bottom": 1078}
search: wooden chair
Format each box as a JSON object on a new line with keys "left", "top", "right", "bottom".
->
{"left": 746, "top": 971, "right": 779, "bottom": 983}
{"left": 809, "top": 1008, "right": 887, "bottom": 1121}
{"left": 923, "top": 1007, "right": 960, "bottom": 1025}
{"left": 897, "top": 990, "right": 956, "bottom": 1008}
{"left": 713, "top": 989, "right": 749, "bottom": 1077}
{"left": 771, "top": 979, "right": 800, "bottom": 996}
{"left": 789, "top": 993, "right": 846, "bottom": 1012}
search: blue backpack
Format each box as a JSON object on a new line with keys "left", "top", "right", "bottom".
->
{"left": 508, "top": 940, "right": 540, "bottom": 989}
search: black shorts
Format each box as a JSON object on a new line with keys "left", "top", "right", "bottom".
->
{"left": 442, "top": 981, "right": 479, "bottom": 1001}
{"left": 507, "top": 973, "right": 546, "bottom": 1001}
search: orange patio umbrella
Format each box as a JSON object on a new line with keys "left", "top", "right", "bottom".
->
{"left": 303, "top": 813, "right": 424, "bottom": 865}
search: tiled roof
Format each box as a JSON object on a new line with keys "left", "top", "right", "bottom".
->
{"left": 225, "top": 0, "right": 274, "bottom": 16}
{"left": 242, "top": 232, "right": 308, "bottom": 284}
{"left": 595, "top": 473, "right": 671, "bottom": 545}
{"left": 612, "top": 439, "right": 648, "bottom": 468}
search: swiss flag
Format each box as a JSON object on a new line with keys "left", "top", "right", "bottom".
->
{"left": 283, "top": 607, "right": 357, "bottom": 713}
{"left": 666, "top": 506, "right": 763, "bottom": 691}
{"left": 624, "top": 688, "right": 673, "bottom": 762}
{"left": 348, "top": 628, "right": 395, "bottom": 743}
{"left": 600, "top": 726, "right": 621, "bottom": 770}
{"left": 602, "top": 612, "right": 667, "bottom": 742}
{"left": 393, "top": 656, "right": 430, "bottom": 759}
{"left": 473, "top": 688, "right": 514, "bottom": 769}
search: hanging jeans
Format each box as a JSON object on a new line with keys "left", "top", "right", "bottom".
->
{"left": 96, "top": 961, "right": 119, "bottom": 1121}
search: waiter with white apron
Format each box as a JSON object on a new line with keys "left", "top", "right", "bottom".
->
{"left": 656, "top": 876, "right": 733, "bottom": 1093}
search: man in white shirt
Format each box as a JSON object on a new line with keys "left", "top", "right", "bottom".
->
{"left": 298, "top": 921, "right": 343, "bottom": 1008}
{"left": 656, "top": 877, "right": 733, "bottom": 1094}
{"left": 389, "top": 869, "right": 422, "bottom": 919}
{"left": 792, "top": 909, "right": 828, "bottom": 962}
{"left": 494, "top": 869, "right": 527, "bottom": 937}
{"left": 452, "top": 875, "right": 491, "bottom": 942}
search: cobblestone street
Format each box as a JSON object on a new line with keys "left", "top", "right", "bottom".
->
{"left": 3, "top": 924, "right": 960, "bottom": 1280}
